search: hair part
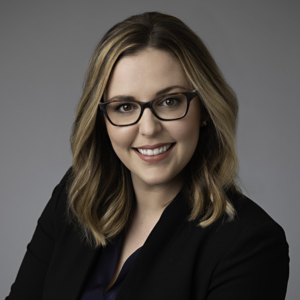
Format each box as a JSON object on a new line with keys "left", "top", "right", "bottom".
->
{"left": 68, "top": 11, "right": 240, "bottom": 247}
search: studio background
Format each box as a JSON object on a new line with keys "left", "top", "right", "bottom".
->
{"left": 0, "top": 1, "right": 299, "bottom": 299}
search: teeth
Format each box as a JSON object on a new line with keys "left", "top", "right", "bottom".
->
{"left": 138, "top": 144, "right": 172, "bottom": 156}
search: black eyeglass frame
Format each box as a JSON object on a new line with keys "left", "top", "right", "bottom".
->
{"left": 98, "top": 90, "right": 199, "bottom": 126}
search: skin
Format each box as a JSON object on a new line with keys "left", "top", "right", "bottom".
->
{"left": 104, "top": 48, "right": 202, "bottom": 290}
{"left": 105, "top": 48, "right": 202, "bottom": 207}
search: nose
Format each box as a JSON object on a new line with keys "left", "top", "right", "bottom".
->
{"left": 138, "top": 108, "right": 162, "bottom": 136}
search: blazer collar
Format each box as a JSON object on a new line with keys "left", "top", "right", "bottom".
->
{"left": 64, "top": 190, "right": 190, "bottom": 300}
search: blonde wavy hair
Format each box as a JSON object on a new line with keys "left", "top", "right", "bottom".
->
{"left": 68, "top": 12, "right": 240, "bottom": 247}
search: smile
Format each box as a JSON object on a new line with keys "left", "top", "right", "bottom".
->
{"left": 137, "top": 144, "right": 173, "bottom": 156}
{"left": 133, "top": 143, "right": 176, "bottom": 163}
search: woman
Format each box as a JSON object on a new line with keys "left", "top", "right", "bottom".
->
{"left": 7, "top": 12, "right": 289, "bottom": 300}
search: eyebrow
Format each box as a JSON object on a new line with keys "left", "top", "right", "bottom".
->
{"left": 155, "top": 85, "right": 189, "bottom": 96}
{"left": 106, "top": 85, "right": 189, "bottom": 102}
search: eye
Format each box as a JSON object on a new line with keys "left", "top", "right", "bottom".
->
{"left": 118, "top": 103, "right": 132, "bottom": 112}
{"left": 159, "top": 96, "right": 181, "bottom": 107}
{"left": 165, "top": 98, "right": 175, "bottom": 106}
{"left": 112, "top": 102, "right": 139, "bottom": 114}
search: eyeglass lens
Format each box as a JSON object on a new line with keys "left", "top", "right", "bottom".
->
{"left": 106, "top": 94, "right": 188, "bottom": 125}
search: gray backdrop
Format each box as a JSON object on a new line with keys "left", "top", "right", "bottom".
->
{"left": 1, "top": 0, "right": 299, "bottom": 299}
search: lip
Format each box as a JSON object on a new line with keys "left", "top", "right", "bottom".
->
{"left": 133, "top": 143, "right": 176, "bottom": 163}
{"left": 133, "top": 143, "right": 173, "bottom": 150}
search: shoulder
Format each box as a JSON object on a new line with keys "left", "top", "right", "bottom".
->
{"left": 224, "top": 191, "right": 286, "bottom": 238}
{"left": 37, "top": 167, "right": 72, "bottom": 240}
{"left": 198, "top": 191, "right": 288, "bottom": 250}
{"left": 206, "top": 193, "right": 289, "bottom": 298}
{"left": 186, "top": 191, "right": 289, "bottom": 277}
{"left": 197, "top": 192, "right": 289, "bottom": 280}
{"left": 188, "top": 192, "right": 289, "bottom": 299}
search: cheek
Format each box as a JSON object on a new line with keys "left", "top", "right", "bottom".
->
{"left": 106, "top": 122, "right": 136, "bottom": 154}
{"left": 177, "top": 123, "right": 200, "bottom": 150}
{"left": 187, "top": 102, "right": 201, "bottom": 140}
{"left": 173, "top": 109, "right": 201, "bottom": 159}
{"left": 177, "top": 108, "right": 201, "bottom": 143}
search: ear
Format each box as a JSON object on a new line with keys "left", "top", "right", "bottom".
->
{"left": 200, "top": 102, "right": 210, "bottom": 127}
{"left": 201, "top": 120, "right": 208, "bottom": 127}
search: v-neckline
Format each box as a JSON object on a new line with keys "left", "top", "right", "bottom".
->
{"left": 104, "top": 230, "right": 142, "bottom": 294}
{"left": 77, "top": 190, "right": 188, "bottom": 300}
{"left": 104, "top": 241, "right": 142, "bottom": 294}
{"left": 106, "top": 197, "right": 176, "bottom": 293}
{"left": 106, "top": 197, "right": 177, "bottom": 293}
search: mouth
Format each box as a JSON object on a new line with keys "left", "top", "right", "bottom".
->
{"left": 134, "top": 143, "right": 176, "bottom": 156}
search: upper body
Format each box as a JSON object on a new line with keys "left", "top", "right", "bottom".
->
{"left": 6, "top": 171, "right": 289, "bottom": 299}
{"left": 6, "top": 12, "right": 290, "bottom": 299}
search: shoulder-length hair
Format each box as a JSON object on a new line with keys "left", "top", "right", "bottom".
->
{"left": 68, "top": 11, "right": 240, "bottom": 247}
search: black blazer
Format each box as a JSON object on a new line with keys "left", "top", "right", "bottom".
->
{"left": 7, "top": 171, "right": 289, "bottom": 299}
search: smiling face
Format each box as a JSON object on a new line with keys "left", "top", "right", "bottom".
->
{"left": 104, "top": 48, "right": 202, "bottom": 192}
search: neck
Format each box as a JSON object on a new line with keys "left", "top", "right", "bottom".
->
{"left": 131, "top": 174, "right": 183, "bottom": 220}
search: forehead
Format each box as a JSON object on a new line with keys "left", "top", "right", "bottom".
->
{"left": 105, "top": 48, "right": 191, "bottom": 100}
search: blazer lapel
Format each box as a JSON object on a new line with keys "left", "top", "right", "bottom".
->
{"left": 116, "top": 190, "right": 191, "bottom": 300}
{"left": 43, "top": 190, "right": 190, "bottom": 300}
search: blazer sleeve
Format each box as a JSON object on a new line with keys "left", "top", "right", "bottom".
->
{"left": 206, "top": 221, "right": 289, "bottom": 300}
{"left": 5, "top": 172, "right": 69, "bottom": 300}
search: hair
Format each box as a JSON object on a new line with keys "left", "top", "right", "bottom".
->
{"left": 68, "top": 11, "right": 240, "bottom": 247}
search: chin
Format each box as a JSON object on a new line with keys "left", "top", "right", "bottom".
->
{"left": 135, "top": 170, "right": 182, "bottom": 189}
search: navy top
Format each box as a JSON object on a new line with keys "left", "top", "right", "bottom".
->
{"left": 79, "top": 230, "right": 141, "bottom": 300}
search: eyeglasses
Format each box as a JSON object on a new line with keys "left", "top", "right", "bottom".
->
{"left": 99, "top": 90, "right": 198, "bottom": 126}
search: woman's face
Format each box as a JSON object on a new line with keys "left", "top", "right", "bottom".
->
{"left": 104, "top": 48, "right": 202, "bottom": 190}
